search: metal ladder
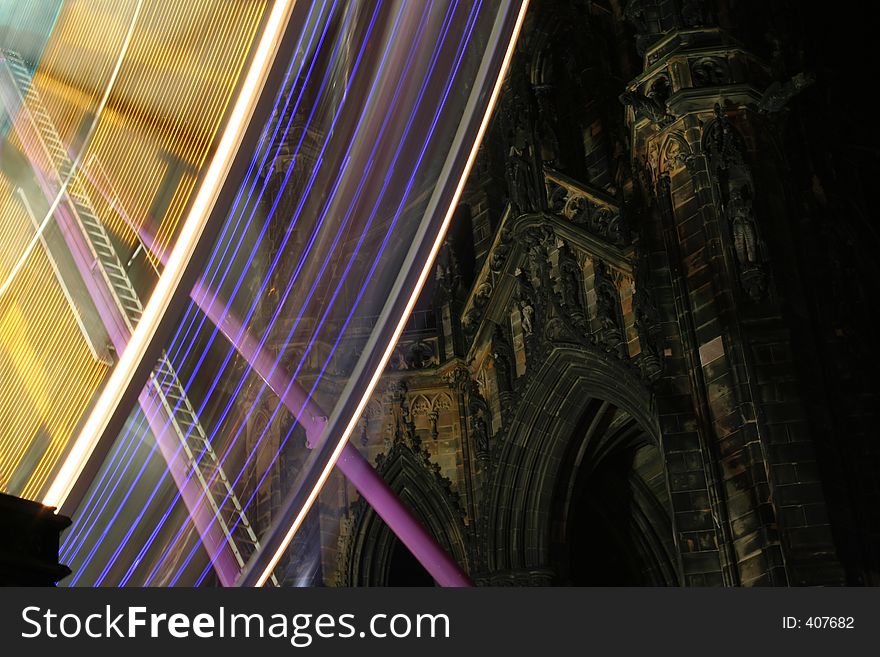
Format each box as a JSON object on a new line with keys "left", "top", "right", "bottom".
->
{"left": 2, "top": 50, "right": 273, "bottom": 582}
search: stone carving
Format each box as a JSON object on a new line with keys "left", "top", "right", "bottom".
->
{"left": 501, "top": 65, "right": 543, "bottom": 215}
{"left": 405, "top": 339, "right": 437, "bottom": 369}
{"left": 386, "top": 348, "right": 408, "bottom": 371}
{"left": 436, "top": 239, "right": 463, "bottom": 302}
{"left": 594, "top": 259, "right": 628, "bottom": 358}
{"left": 441, "top": 364, "right": 465, "bottom": 387}
{"left": 705, "top": 103, "right": 744, "bottom": 174}
{"left": 444, "top": 366, "right": 492, "bottom": 462}
{"left": 511, "top": 251, "right": 544, "bottom": 363}
{"left": 727, "top": 187, "right": 760, "bottom": 266}
{"left": 506, "top": 146, "right": 541, "bottom": 215}
{"left": 556, "top": 242, "right": 588, "bottom": 330}
{"left": 620, "top": 89, "right": 671, "bottom": 125}
{"left": 691, "top": 57, "right": 729, "bottom": 87}
{"left": 647, "top": 75, "right": 671, "bottom": 109}
{"left": 758, "top": 72, "right": 815, "bottom": 114}
{"left": 365, "top": 399, "right": 384, "bottom": 418}
{"left": 471, "top": 405, "right": 490, "bottom": 462}
{"left": 704, "top": 104, "right": 770, "bottom": 301}
{"left": 490, "top": 322, "right": 515, "bottom": 416}
{"left": 546, "top": 173, "right": 627, "bottom": 246}
{"left": 726, "top": 185, "right": 767, "bottom": 300}
{"left": 433, "top": 393, "right": 453, "bottom": 411}
{"left": 574, "top": 201, "right": 625, "bottom": 245}
{"left": 410, "top": 394, "right": 432, "bottom": 417}
{"left": 623, "top": 0, "right": 657, "bottom": 55}
{"left": 461, "top": 227, "right": 514, "bottom": 343}
{"left": 660, "top": 135, "right": 690, "bottom": 172}
{"left": 386, "top": 379, "right": 416, "bottom": 449}
{"left": 428, "top": 409, "right": 439, "bottom": 440}
{"left": 518, "top": 293, "right": 535, "bottom": 336}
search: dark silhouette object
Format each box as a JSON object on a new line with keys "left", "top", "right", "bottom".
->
{"left": 0, "top": 492, "right": 71, "bottom": 586}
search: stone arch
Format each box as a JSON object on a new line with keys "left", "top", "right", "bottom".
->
{"left": 481, "top": 345, "right": 678, "bottom": 585}
{"left": 408, "top": 394, "right": 431, "bottom": 417}
{"left": 364, "top": 398, "right": 383, "bottom": 419}
{"left": 339, "top": 443, "right": 468, "bottom": 586}
{"left": 432, "top": 392, "right": 454, "bottom": 412}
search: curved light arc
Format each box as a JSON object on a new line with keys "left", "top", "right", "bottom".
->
{"left": 252, "top": 0, "right": 531, "bottom": 587}
{"left": 43, "top": 0, "right": 299, "bottom": 510}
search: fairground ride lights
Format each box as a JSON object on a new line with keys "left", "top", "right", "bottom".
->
{"left": 42, "top": 0, "right": 296, "bottom": 511}
{"left": 21, "top": 606, "right": 451, "bottom": 646}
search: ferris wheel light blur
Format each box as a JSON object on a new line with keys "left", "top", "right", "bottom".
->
{"left": 1, "top": 0, "right": 527, "bottom": 587}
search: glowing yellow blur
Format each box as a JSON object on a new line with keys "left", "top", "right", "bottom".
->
{"left": 43, "top": 0, "right": 295, "bottom": 510}
{"left": 0, "top": 0, "right": 269, "bottom": 502}
{"left": 0, "top": 179, "right": 108, "bottom": 500}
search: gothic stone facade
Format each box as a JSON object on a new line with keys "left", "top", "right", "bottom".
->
{"left": 252, "top": 0, "right": 880, "bottom": 586}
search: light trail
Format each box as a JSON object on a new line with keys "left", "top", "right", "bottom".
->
{"left": 9, "top": 0, "right": 529, "bottom": 587}
{"left": 43, "top": 0, "right": 297, "bottom": 511}
{"left": 0, "top": 1, "right": 142, "bottom": 302}
{"left": 71, "top": 0, "right": 440, "bottom": 584}
{"left": 60, "top": 0, "right": 333, "bottom": 568}
{"left": 96, "top": 0, "right": 380, "bottom": 586}
{"left": 64, "top": 0, "right": 334, "bottom": 584}
{"left": 248, "top": 0, "right": 531, "bottom": 587}
{"left": 2, "top": 2, "right": 271, "bottom": 502}
{"left": 152, "top": 0, "right": 481, "bottom": 586}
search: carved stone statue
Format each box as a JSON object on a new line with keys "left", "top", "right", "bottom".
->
{"left": 702, "top": 106, "right": 770, "bottom": 301}
{"left": 691, "top": 58, "right": 729, "bottom": 87}
{"left": 706, "top": 103, "right": 743, "bottom": 174}
{"left": 519, "top": 297, "right": 534, "bottom": 337}
{"left": 500, "top": 66, "right": 543, "bottom": 215}
{"left": 505, "top": 145, "right": 540, "bottom": 214}
{"left": 759, "top": 72, "right": 816, "bottom": 114}
{"left": 405, "top": 340, "right": 436, "bottom": 369}
{"left": 491, "top": 324, "right": 514, "bottom": 392}
{"left": 620, "top": 89, "right": 668, "bottom": 124}
{"left": 472, "top": 408, "right": 490, "bottom": 462}
{"left": 623, "top": 0, "right": 654, "bottom": 55}
{"left": 727, "top": 186, "right": 760, "bottom": 267}
{"left": 556, "top": 245, "right": 587, "bottom": 329}
{"left": 593, "top": 260, "right": 626, "bottom": 358}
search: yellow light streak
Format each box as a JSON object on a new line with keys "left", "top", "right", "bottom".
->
{"left": 0, "top": 1, "right": 142, "bottom": 302}
{"left": 1, "top": 0, "right": 269, "bottom": 502}
{"left": 43, "top": 0, "right": 297, "bottom": 509}
{"left": 0, "top": 245, "right": 107, "bottom": 499}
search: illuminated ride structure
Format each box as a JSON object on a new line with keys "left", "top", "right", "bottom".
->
{"left": 0, "top": 0, "right": 527, "bottom": 586}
